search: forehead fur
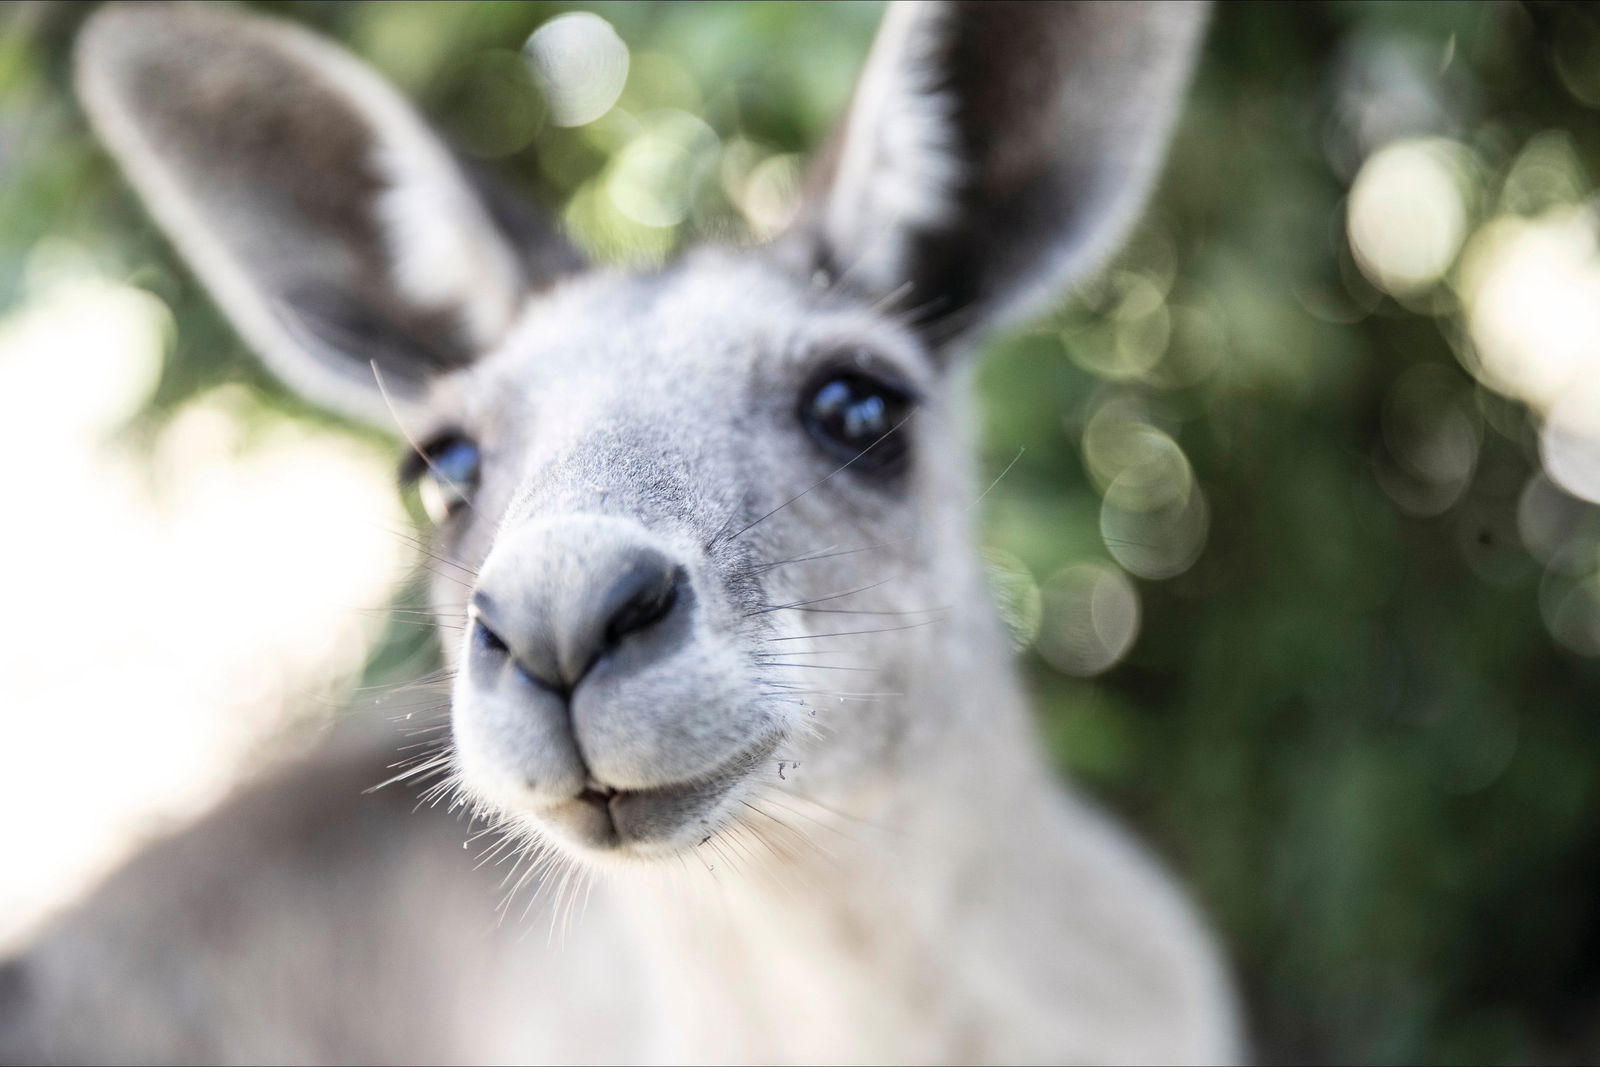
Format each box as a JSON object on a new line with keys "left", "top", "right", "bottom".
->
{"left": 468, "top": 249, "right": 933, "bottom": 405}
{"left": 428, "top": 247, "right": 950, "bottom": 556}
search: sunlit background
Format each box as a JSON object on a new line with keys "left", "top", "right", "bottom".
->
{"left": 3, "top": 1, "right": 1600, "bottom": 1061}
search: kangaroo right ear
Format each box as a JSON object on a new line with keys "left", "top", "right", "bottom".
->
{"left": 74, "top": 4, "right": 583, "bottom": 426}
{"left": 787, "top": 1, "right": 1208, "bottom": 354}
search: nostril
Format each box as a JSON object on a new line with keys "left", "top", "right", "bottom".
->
{"left": 601, "top": 560, "right": 682, "bottom": 650}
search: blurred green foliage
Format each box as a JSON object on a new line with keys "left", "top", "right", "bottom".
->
{"left": 6, "top": 1, "right": 1600, "bottom": 1062}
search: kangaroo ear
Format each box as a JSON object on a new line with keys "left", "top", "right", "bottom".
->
{"left": 789, "top": 0, "right": 1208, "bottom": 351}
{"left": 75, "top": 3, "right": 583, "bottom": 425}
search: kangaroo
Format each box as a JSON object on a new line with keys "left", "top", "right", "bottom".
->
{"left": 2, "top": 2, "right": 1238, "bottom": 1063}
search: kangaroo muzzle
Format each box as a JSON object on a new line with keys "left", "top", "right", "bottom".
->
{"left": 451, "top": 514, "right": 776, "bottom": 853}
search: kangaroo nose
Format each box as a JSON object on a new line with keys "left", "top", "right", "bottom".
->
{"left": 471, "top": 546, "right": 684, "bottom": 693}
{"left": 598, "top": 557, "right": 681, "bottom": 649}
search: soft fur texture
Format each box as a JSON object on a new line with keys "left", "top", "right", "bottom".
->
{"left": 2, "top": 3, "right": 1240, "bottom": 1063}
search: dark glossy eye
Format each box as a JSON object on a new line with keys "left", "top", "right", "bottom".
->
{"left": 405, "top": 435, "right": 480, "bottom": 522}
{"left": 799, "top": 370, "right": 915, "bottom": 473}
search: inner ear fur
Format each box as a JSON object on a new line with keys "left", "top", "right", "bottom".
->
{"left": 75, "top": 3, "right": 584, "bottom": 425}
{"left": 787, "top": 0, "right": 1209, "bottom": 351}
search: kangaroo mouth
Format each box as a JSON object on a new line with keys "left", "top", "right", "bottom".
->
{"left": 540, "top": 731, "right": 782, "bottom": 856}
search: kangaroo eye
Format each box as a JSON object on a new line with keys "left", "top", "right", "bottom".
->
{"left": 408, "top": 435, "right": 481, "bottom": 522}
{"left": 800, "top": 371, "right": 914, "bottom": 473}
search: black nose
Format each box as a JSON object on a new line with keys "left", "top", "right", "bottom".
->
{"left": 471, "top": 549, "right": 684, "bottom": 693}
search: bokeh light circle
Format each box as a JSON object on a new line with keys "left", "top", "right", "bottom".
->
{"left": 1036, "top": 563, "right": 1141, "bottom": 677}
{"left": 524, "top": 12, "right": 630, "bottom": 128}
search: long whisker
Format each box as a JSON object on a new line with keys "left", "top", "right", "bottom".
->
{"left": 370, "top": 359, "right": 479, "bottom": 517}
{"left": 720, "top": 412, "right": 915, "bottom": 545}
{"left": 743, "top": 446, "right": 1025, "bottom": 578}
{"left": 744, "top": 576, "right": 897, "bottom": 617}
{"left": 756, "top": 662, "right": 877, "bottom": 673}
{"left": 767, "top": 617, "right": 945, "bottom": 642}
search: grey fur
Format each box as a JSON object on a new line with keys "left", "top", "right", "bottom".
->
{"left": 4, "top": 2, "right": 1240, "bottom": 1063}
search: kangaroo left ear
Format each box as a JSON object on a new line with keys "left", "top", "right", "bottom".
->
{"left": 75, "top": 3, "right": 585, "bottom": 426}
{"left": 786, "top": 0, "right": 1208, "bottom": 352}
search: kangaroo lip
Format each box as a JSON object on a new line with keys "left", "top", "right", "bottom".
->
{"left": 576, "top": 786, "right": 620, "bottom": 808}
{"left": 568, "top": 730, "right": 782, "bottom": 813}
{"left": 572, "top": 786, "right": 623, "bottom": 841}
{"left": 568, "top": 777, "right": 719, "bottom": 823}
{"left": 551, "top": 731, "right": 783, "bottom": 851}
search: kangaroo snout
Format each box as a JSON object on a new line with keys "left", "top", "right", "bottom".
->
{"left": 469, "top": 545, "right": 685, "bottom": 694}
{"left": 451, "top": 515, "right": 772, "bottom": 853}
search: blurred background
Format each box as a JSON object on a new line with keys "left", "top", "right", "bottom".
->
{"left": 3, "top": 1, "right": 1599, "bottom": 1062}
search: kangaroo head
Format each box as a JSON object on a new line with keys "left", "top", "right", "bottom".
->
{"left": 77, "top": 2, "right": 1206, "bottom": 863}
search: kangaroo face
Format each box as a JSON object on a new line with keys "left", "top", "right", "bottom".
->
{"left": 78, "top": 2, "right": 1207, "bottom": 864}
{"left": 423, "top": 254, "right": 949, "bottom": 857}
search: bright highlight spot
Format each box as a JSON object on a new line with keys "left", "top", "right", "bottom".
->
{"left": 606, "top": 110, "right": 719, "bottom": 227}
{"left": 0, "top": 263, "right": 409, "bottom": 951}
{"left": 1459, "top": 208, "right": 1600, "bottom": 505}
{"left": 737, "top": 153, "right": 804, "bottom": 239}
{"left": 1347, "top": 138, "right": 1472, "bottom": 295}
{"left": 1036, "top": 564, "right": 1141, "bottom": 677}
{"left": 1081, "top": 400, "right": 1208, "bottom": 579}
{"left": 524, "top": 12, "right": 630, "bottom": 128}
{"left": 1541, "top": 388, "right": 1600, "bottom": 506}
{"left": 1459, "top": 208, "right": 1600, "bottom": 412}
{"left": 982, "top": 547, "right": 1042, "bottom": 651}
